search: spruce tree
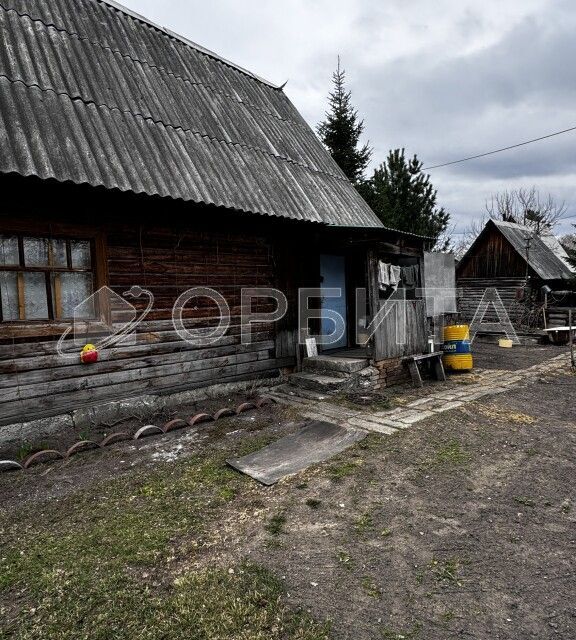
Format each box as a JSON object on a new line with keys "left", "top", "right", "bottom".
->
{"left": 317, "top": 58, "right": 372, "bottom": 185}
{"left": 363, "top": 149, "right": 450, "bottom": 245}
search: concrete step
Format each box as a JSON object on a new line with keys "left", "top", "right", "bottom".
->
{"left": 303, "top": 355, "right": 369, "bottom": 376}
{"left": 289, "top": 371, "right": 351, "bottom": 394}
{"left": 270, "top": 384, "right": 333, "bottom": 402}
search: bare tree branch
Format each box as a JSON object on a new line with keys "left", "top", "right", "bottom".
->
{"left": 484, "top": 187, "right": 566, "bottom": 233}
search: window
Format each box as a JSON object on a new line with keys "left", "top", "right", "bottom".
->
{"left": 0, "top": 234, "right": 96, "bottom": 322}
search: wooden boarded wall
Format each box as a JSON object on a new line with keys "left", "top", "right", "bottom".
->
{"left": 457, "top": 226, "right": 528, "bottom": 279}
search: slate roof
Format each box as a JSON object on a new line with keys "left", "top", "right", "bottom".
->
{"left": 492, "top": 220, "right": 573, "bottom": 280}
{"left": 0, "top": 0, "right": 383, "bottom": 227}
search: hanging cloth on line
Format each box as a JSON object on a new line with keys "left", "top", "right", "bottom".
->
{"left": 378, "top": 261, "right": 389, "bottom": 289}
{"left": 390, "top": 265, "right": 401, "bottom": 289}
{"left": 401, "top": 264, "right": 420, "bottom": 288}
{"left": 378, "top": 261, "right": 401, "bottom": 292}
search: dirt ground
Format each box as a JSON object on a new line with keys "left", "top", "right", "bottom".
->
{"left": 470, "top": 339, "right": 567, "bottom": 371}
{"left": 1, "top": 342, "right": 575, "bottom": 639}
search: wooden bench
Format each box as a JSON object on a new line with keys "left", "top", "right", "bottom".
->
{"left": 402, "top": 352, "right": 446, "bottom": 388}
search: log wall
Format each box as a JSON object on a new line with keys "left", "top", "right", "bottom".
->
{"left": 0, "top": 221, "right": 291, "bottom": 425}
{"left": 0, "top": 177, "right": 302, "bottom": 426}
{"left": 457, "top": 277, "right": 527, "bottom": 323}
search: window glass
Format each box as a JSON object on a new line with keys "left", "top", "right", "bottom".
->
{"left": 49, "top": 239, "right": 68, "bottom": 267}
{"left": 0, "top": 272, "right": 19, "bottom": 320}
{"left": 52, "top": 273, "right": 94, "bottom": 319}
{"left": 0, "top": 236, "right": 19, "bottom": 266}
{"left": 23, "top": 237, "right": 49, "bottom": 267}
{"left": 1, "top": 235, "right": 96, "bottom": 325}
{"left": 23, "top": 272, "right": 49, "bottom": 319}
{"left": 71, "top": 241, "right": 91, "bottom": 269}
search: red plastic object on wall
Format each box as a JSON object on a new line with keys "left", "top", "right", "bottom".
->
{"left": 80, "top": 344, "right": 99, "bottom": 364}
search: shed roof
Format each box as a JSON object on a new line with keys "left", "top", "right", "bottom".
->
{"left": 491, "top": 220, "right": 572, "bottom": 280}
{"left": 0, "top": 0, "right": 383, "bottom": 228}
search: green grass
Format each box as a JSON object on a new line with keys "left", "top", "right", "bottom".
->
{"left": 354, "top": 512, "right": 374, "bottom": 534}
{"left": 326, "top": 460, "right": 362, "bottom": 481}
{"left": 429, "top": 557, "right": 463, "bottom": 586}
{"left": 0, "top": 449, "right": 328, "bottom": 639}
{"left": 361, "top": 576, "right": 382, "bottom": 599}
{"left": 265, "top": 512, "right": 287, "bottom": 536}
{"left": 434, "top": 439, "right": 471, "bottom": 466}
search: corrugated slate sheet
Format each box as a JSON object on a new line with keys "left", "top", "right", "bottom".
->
{"left": 493, "top": 220, "right": 573, "bottom": 280}
{"left": 0, "top": 0, "right": 383, "bottom": 227}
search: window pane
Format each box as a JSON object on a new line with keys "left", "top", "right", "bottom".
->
{"left": 0, "top": 236, "right": 19, "bottom": 266}
{"left": 49, "top": 239, "right": 68, "bottom": 267}
{"left": 0, "top": 272, "right": 19, "bottom": 320}
{"left": 23, "top": 237, "right": 49, "bottom": 267}
{"left": 53, "top": 272, "right": 94, "bottom": 319}
{"left": 23, "top": 272, "right": 49, "bottom": 319}
{"left": 71, "top": 240, "right": 91, "bottom": 269}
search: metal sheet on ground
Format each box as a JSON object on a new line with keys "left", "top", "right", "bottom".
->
{"left": 226, "top": 421, "right": 367, "bottom": 485}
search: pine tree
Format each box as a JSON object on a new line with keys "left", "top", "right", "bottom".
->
{"left": 362, "top": 149, "right": 450, "bottom": 246}
{"left": 565, "top": 229, "right": 576, "bottom": 270}
{"left": 317, "top": 58, "right": 372, "bottom": 185}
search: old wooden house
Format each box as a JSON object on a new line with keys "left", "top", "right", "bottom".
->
{"left": 457, "top": 219, "right": 574, "bottom": 326}
{"left": 0, "top": 0, "right": 432, "bottom": 436}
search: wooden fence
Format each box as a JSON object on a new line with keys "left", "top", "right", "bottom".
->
{"left": 372, "top": 298, "right": 427, "bottom": 360}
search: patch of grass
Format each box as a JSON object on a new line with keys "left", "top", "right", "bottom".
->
{"left": 337, "top": 551, "right": 352, "bottom": 568}
{"left": 354, "top": 512, "right": 374, "bottom": 534}
{"left": 361, "top": 576, "right": 382, "bottom": 599}
{"left": 326, "top": 459, "right": 362, "bottom": 481}
{"left": 356, "top": 433, "right": 387, "bottom": 453}
{"left": 0, "top": 449, "right": 328, "bottom": 639}
{"left": 305, "top": 498, "right": 322, "bottom": 509}
{"left": 381, "top": 528, "right": 392, "bottom": 538}
{"left": 265, "top": 512, "right": 287, "bottom": 536}
{"left": 434, "top": 439, "right": 471, "bottom": 466}
{"left": 514, "top": 496, "right": 536, "bottom": 508}
{"left": 429, "top": 557, "right": 463, "bottom": 586}
{"left": 16, "top": 441, "right": 48, "bottom": 461}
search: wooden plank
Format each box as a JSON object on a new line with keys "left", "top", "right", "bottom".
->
{"left": 407, "top": 361, "right": 423, "bottom": 387}
{"left": 0, "top": 347, "right": 276, "bottom": 404}
{"left": 0, "top": 339, "right": 275, "bottom": 388}
{"left": 0, "top": 358, "right": 283, "bottom": 425}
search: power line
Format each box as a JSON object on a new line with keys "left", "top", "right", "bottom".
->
{"left": 423, "top": 125, "right": 576, "bottom": 170}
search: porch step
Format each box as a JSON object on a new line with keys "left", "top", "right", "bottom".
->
{"left": 303, "top": 355, "right": 369, "bottom": 376}
{"left": 288, "top": 372, "right": 351, "bottom": 394}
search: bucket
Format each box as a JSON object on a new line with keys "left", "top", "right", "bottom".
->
{"left": 443, "top": 325, "right": 473, "bottom": 371}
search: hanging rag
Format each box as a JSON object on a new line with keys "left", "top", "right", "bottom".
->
{"left": 390, "top": 265, "right": 401, "bottom": 290}
{"left": 378, "top": 261, "right": 390, "bottom": 290}
{"left": 402, "top": 265, "right": 419, "bottom": 288}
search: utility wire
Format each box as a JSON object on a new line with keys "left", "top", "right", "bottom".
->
{"left": 423, "top": 125, "right": 576, "bottom": 170}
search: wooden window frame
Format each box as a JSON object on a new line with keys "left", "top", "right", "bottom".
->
{"left": 0, "top": 223, "right": 108, "bottom": 339}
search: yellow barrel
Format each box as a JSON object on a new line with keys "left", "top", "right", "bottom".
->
{"left": 443, "top": 325, "right": 473, "bottom": 371}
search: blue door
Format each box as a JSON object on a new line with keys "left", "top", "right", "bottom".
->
{"left": 320, "top": 254, "right": 347, "bottom": 350}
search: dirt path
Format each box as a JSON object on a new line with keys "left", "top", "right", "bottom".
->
{"left": 1, "top": 344, "right": 574, "bottom": 639}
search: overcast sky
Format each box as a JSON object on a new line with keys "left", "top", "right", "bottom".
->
{"left": 120, "top": 0, "right": 576, "bottom": 237}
